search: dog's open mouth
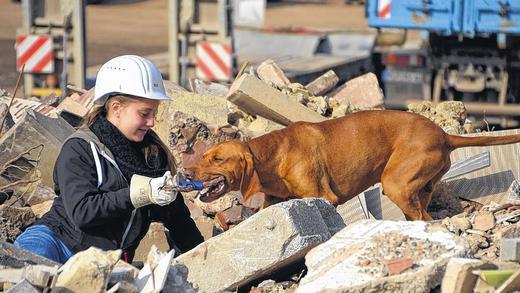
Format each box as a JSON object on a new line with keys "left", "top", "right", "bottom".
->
{"left": 198, "top": 176, "right": 227, "bottom": 202}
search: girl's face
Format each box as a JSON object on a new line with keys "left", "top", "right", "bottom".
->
{"left": 107, "top": 97, "right": 160, "bottom": 142}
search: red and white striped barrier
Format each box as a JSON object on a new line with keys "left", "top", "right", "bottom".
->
{"left": 15, "top": 34, "right": 54, "bottom": 74}
{"left": 378, "top": 0, "right": 391, "bottom": 19}
{"left": 196, "top": 41, "right": 232, "bottom": 82}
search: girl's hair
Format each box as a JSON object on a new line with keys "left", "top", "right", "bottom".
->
{"left": 82, "top": 95, "right": 177, "bottom": 173}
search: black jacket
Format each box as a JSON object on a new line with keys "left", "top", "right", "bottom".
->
{"left": 37, "top": 128, "right": 203, "bottom": 260}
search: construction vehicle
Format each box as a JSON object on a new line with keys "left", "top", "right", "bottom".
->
{"left": 367, "top": 0, "right": 520, "bottom": 127}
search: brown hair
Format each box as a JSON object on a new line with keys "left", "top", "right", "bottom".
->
{"left": 82, "top": 95, "right": 177, "bottom": 173}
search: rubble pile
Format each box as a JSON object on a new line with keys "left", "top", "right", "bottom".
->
{"left": 2, "top": 58, "right": 520, "bottom": 292}
{"left": 408, "top": 100, "right": 468, "bottom": 134}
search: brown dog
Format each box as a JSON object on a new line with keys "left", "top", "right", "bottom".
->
{"left": 186, "top": 110, "right": 520, "bottom": 220}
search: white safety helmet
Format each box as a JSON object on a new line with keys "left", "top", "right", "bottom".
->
{"left": 93, "top": 55, "right": 170, "bottom": 104}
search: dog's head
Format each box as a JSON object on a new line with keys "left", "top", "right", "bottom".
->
{"left": 186, "top": 140, "right": 261, "bottom": 203}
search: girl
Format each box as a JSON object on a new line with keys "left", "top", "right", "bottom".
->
{"left": 15, "top": 55, "right": 203, "bottom": 263}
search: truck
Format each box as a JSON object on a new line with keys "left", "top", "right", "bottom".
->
{"left": 366, "top": 0, "right": 520, "bottom": 127}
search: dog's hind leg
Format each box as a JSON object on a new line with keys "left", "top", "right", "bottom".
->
{"left": 381, "top": 151, "right": 447, "bottom": 221}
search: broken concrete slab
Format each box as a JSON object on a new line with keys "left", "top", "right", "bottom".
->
{"left": 134, "top": 250, "right": 174, "bottom": 293}
{"left": 30, "top": 200, "right": 54, "bottom": 219}
{"left": 57, "top": 91, "right": 94, "bottom": 118}
{"left": 25, "top": 184, "right": 56, "bottom": 206}
{"left": 169, "top": 198, "right": 345, "bottom": 293}
{"left": 215, "top": 205, "right": 254, "bottom": 230}
{"left": 447, "top": 128, "right": 520, "bottom": 206}
{"left": 256, "top": 59, "right": 291, "bottom": 89}
{"left": 441, "top": 258, "right": 497, "bottom": 293}
{"left": 0, "top": 241, "right": 60, "bottom": 268}
{"left": 408, "top": 101, "right": 467, "bottom": 135}
{"left": 330, "top": 72, "right": 384, "bottom": 110}
{"left": 296, "top": 220, "right": 470, "bottom": 293}
{"left": 0, "top": 110, "right": 75, "bottom": 187}
{"left": 304, "top": 70, "right": 339, "bottom": 96}
{"left": 0, "top": 205, "right": 36, "bottom": 242}
{"left": 227, "top": 74, "right": 326, "bottom": 126}
{"left": 473, "top": 211, "right": 496, "bottom": 232}
{"left": 54, "top": 247, "right": 121, "bottom": 293}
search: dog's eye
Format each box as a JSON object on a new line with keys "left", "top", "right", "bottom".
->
{"left": 212, "top": 156, "right": 222, "bottom": 162}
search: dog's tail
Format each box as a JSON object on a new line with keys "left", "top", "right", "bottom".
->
{"left": 447, "top": 134, "right": 520, "bottom": 150}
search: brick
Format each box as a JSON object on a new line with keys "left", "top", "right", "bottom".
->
{"left": 256, "top": 59, "right": 290, "bottom": 89}
{"left": 305, "top": 70, "right": 339, "bottom": 96}
{"left": 384, "top": 257, "right": 413, "bottom": 276}
{"left": 473, "top": 211, "right": 495, "bottom": 232}
{"left": 215, "top": 205, "right": 254, "bottom": 230}
{"left": 331, "top": 72, "right": 384, "bottom": 109}
{"left": 500, "top": 238, "right": 520, "bottom": 262}
{"left": 227, "top": 74, "right": 326, "bottom": 127}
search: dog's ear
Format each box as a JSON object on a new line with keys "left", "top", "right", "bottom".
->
{"left": 240, "top": 151, "right": 261, "bottom": 202}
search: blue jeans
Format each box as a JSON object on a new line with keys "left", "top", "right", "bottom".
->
{"left": 14, "top": 225, "right": 74, "bottom": 264}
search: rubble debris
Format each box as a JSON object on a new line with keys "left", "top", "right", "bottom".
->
{"left": 0, "top": 110, "right": 75, "bottom": 188}
{"left": 473, "top": 211, "right": 496, "bottom": 232}
{"left": 227, "top": 74, "right": 326, "bottom": 126}
{"left": 188, "top": 78, "right": 229, "bottom": 97}
{"left": 428, "top": 181, "right": 464, "bottom": 220}
{"left": 256, "top": 59, "right": 291, "bottom": 89}
{"left": 0, "top": 241, "right": 60, "bottom": 268}
{"left": 384, "top": 257, "right": 414, "bottom": 276}
{"left": 0, "top": 102, "right": 14, "bottom": 137}
{"left": 106, "top": 281, "right": 138, "bottom": 293}
{"left": 193, "top": 190, "right": 241, "bottom": 215}
{"left": 168, "top": 198, "right": 345, "bottom": 293}
{"left": 0, "top": 96, "right": 58, "bottom": 124}
{"left": 54, "top": 247, "right": 121, "bottom": 293}
{"left": 57, "top": 89, "right": 94, "bottom": 119}
{"left": 0, "top": 205, "right": 36, "bottom": 242}
{"left": 304, "top": 70, "right": 339, "bottom": 97}
{"left": 194, "top": 216, "right": 217, "bottom": 241}
{"left": 108, "top": 260, "right": 139, "bottom": 288}
{"left": 167, "top": 111, "right": 247, "bottom": 169}
{"left": 30, "top": 199, "right": 53, "bottom": 218}
{"left": 25, "top": 184, "right": 56, "bottom": 206}
{"left": 500, "top": 238, "right": 520, "bottom": 262}
{"left": 4, "top": 279, "right": 40, "bottom": 293}
{"left": 281, "top": 83, "right": 329, "bottom": 116}
{"left": 215, "top": 205, "right": 255, "bottom": 230}
{"left": 0, "top": 264, "right": 58, "bottom": 289}
{"left": 134, "top": 249, "right": 174, "bottom": 293}
{"left": 296, "top": 220, "right": 469, "bottom": 293}
{"left": 441, "top": 258, "right": 497, "bottom": 293}
{"left": 407, "top": 101, "right": 467, "bottom": 134}
{"left": 133, "top": 223, "right": 169, "bottom": 263}
{"left": 155, "top": 87, "right": 230, "bottom": 143}
{"left": 330, "top": 72, "right": 385, "bottom": 110}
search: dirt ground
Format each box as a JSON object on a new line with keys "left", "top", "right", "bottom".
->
{"left": 0, "top": 0, "right": 368, "bottom": 90}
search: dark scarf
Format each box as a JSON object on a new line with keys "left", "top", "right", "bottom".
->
{"left": 89, "top": 114, "right": 170, "bottom": 181}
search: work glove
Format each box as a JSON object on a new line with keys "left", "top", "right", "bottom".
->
{"left": 129, "top": 171, "right": 178, "bottom": 208}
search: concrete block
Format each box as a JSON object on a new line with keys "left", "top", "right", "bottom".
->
{"left": 500, "top": 238, "right": 520, "bottom": 262}
{"left": 441, "top": 258, "right": 496, "bottom": 293}
{"left": 0, "top": 110, "right": 75, "bottom": 187}
{"left": 305, "top": 70, "right": 339, "bottom": 96}
{"left": 256, "top": 59, "right": 290, "bottom": 89}
{"left": 227, "top": 74, "right": 326, "bottom": 126}
{"left": 169, "top": 198, "right": 345, "bottom": 293}
{"left": 331, "top": 72, "right": 384, "bottom": 109}
{"left": 57, "top": 92, "right": 92, "bottom": 118}
{"left": 297, "top": 220, "right": 470, "bottom": 293}
{"left": 54, "top": 247, "right": 121, "bottom": 293}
